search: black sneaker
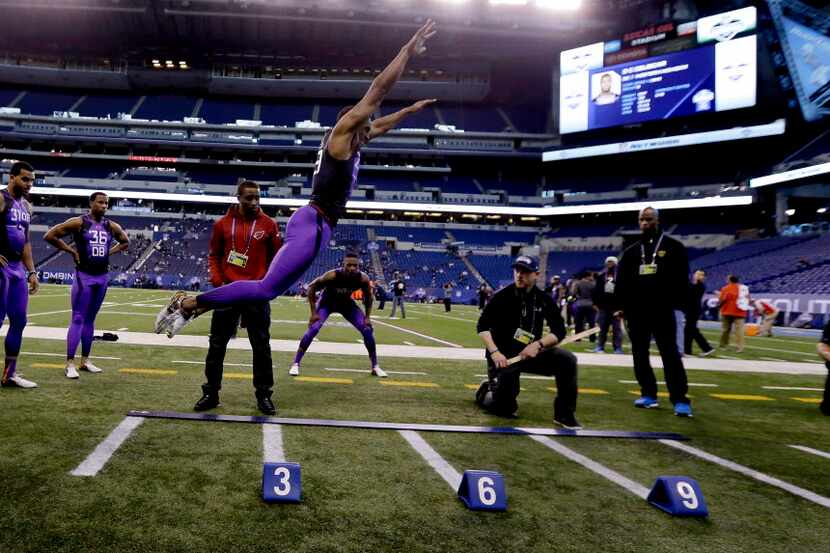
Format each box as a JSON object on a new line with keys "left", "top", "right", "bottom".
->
{"left": 194, "top": 394, "right": 220, "bottom": 412}
{"left": 257, "top": 396, "right": 276, "bottom": 415}
{"left": 554, "top": 414, "right": 583, "bottom": 430}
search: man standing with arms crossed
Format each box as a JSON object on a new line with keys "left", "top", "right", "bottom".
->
{"left": 0, "top": 161, "right": 40, "bottom": 389}
{"left": 44, "top": 192, "right": 131, "bottom": 378}
{"left": 615, "top": 207, "right": 693, "bottom": 417}
{"left": 194, "top": 181, "right": 282, "bottom": 415}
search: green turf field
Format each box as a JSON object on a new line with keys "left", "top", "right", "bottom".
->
{"left": 1, "top": 285, "right": 828, "bottom": 552}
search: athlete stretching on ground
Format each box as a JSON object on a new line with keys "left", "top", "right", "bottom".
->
{"left": 289, "top": 252, "right": 384, "bottom": 377}
{"left": 156, "top": 19, "right": 438, "bottom": 337}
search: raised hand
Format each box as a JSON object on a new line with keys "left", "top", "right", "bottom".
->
{"left": 410, "top": 99, "right": 437, "bottom": 112}
{"left": 406, "top": 19, "right": 437, "bottom": 57}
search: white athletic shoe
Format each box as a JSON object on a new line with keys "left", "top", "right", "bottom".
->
{"left": 65, "top": 362, "right": 80, "bottom": 379}
{"left": 80, "top": 362, "right": 103, "bottom": 374}
{"left": 3, "top": 374, "right": 38, "bottom": 388}
{"left": 371, "top": 365, "right": 388, "bottom": 378}
{"left": 699, "top": 348, "right": 716, "bottom": 358}
{"left": 165, "top": 311, "right": 193, "bottom": 338}
{"left": 289, "top": 363, "right": 300, "bottom": 377}
{"left": 155, "top": 291, "right": 193, "bottom": 337}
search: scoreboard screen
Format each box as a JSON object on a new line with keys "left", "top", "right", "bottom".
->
{"left": 558, "top": 7, "right": 758, "bottom": 134}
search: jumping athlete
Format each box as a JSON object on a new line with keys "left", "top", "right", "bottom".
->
{"left": 0, "top": 161, "right": 40, "bottom": 389}
{"left": 155, "top": 19, "right": 438, "bottom": 337}
{"left": 289, "top": 252, "right": 384, "bottom": 377}
{"left": 44, "top": 192, "right": 130, "bottom": 378}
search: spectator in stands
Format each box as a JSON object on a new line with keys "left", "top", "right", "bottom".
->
{"left": 571, "top": 272, "right": 596, "bottom": 343}
{"left": 616, "top": 207, "right": 692, "bottom": 417}
{"left": 754, "top": 299, "right": 780, "bottom": 338}
{"left": 593, "top": 256, "right": 623, "bottom": 354}
{"left": 475, "top": 255, "right": 580, "bottom": 429}
{"left": 685, "top": 270, "right": 715, "bottom": 357}
{"left": 195, "top": 180, "right": 282, "bottom": 415}
{"left": 718, "top": 275, "right": 748, "bottom": 353}
{"left": 443, "top": 282, "right": 453, "bottom": 312}
{"left": 817, "top": 322, "right": 830, "bottom": 416}
{"left": 389, "top": 272, "right": 407, "bottom": 319}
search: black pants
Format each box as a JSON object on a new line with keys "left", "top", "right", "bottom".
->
{"left": 684, "top": 312, "right": 712, "bottom": 354}
{"left": 597, "top": 307, "right": 623, "bottom": 350}
{"left": 823, "top": 365, "right": 830, "bottom": 415}
{"left": 378, "top": 297, "right": 386, "bottom": 310}
{"left": 204, "top": 302, "right": 273, "bottom": 399}
{"left": 444, "top": 298, "right": 451, "bottom": 312}
{"left": 627, "top": 310, "right": 689, "bottom": 405}
{"left": 476, "top": 348, "right": 578, "bottom": 419}
{"left": 574, "top": 304, "right": 596, "bottom": 341}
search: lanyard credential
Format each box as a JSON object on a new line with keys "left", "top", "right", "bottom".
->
{"left": 231, "top": 216, "right": 258, "bottom": 256}
{"left": 640, "top": 233, "right": 664, "bottom": 265}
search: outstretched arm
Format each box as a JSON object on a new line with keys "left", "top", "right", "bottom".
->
{"left": 328, "top": 19, "right": 437, "bottom": 159}
{"left": 368, "top": 99, "right": 437, "bottom": 140}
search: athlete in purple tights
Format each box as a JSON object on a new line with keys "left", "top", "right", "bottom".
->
{"left": 44, "top": 192, "right": 130, "bottom": 379}
{"left": 289, "top": 252, "right": 384, "bottom": 377}
{"left": 0, "top": 161, "right": 40, "bottom": 390}
{"left": 156, "top": 19, "right": 438, "bottom": 337}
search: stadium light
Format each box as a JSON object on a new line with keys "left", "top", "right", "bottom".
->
{"left": 535, "top": 0, "right": 581, "bottom": 10}
{"left": 785, "top": 209, "right": 796, "bottom": 216}
{"left": 489, "top": 0, "right": 528, "bottom": 5}
{"left": 749, "top": 161, "right": 830, "bottom": 188}
{"left": 817, "top": 207, "right": 827, "bottom": 214}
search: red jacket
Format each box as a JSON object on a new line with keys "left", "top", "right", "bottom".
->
{"left": 208, "top": 206, "right": 281, "bottom": 287}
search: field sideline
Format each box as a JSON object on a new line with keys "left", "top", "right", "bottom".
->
{"left": 1, "top": 285, "right": 828, "bottom": 552}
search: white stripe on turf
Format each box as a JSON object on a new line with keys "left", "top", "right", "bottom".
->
{"left": 372, "top": 319, "right": 462, "bottom": 348}
{"left": 262, "top": 424, "right": 285, "bottom": 463}
{"left": 529, "top": 435, "right": 649, "bottom": 499}
{"left": 22, "top": 352, "right": 121, "bottom": 360}
{"left": 172, "top": 360, "right": 252, "bottom": 367}
{"left": 660, "top": 440, "right": 830, "bottom": 509}
{"left": 325, "top": 368, "right": 427, "bottom": 376}
{"left": 618, "top": 379, "right": 718, "bottom": 387}
{"left": 788, "top": 445, "right": 830, "bottom": 460}
{"left": 763, "top": 386, "right": 825, "bottom": 392}
{"left": 70, "top": 416, "right": 144, "bottom": 477}
{"left": 399, "top": 430, "right": 462, "bottom": 490}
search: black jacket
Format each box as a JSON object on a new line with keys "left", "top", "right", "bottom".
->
{"left": 593, "top": 269, "right": 620, "bottom": 311}
{"left": 476, "top": 284, "right": 566, "bottom": 358}
{"left": 686, "top": 281, "right": 706, "bottom": 318}
{"left": 616, "top": 232, "right": 689, "bottom": 314}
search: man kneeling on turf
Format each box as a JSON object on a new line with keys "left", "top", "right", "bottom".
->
{"left": 475, "top": 255, "right": 581, "bottom": 429}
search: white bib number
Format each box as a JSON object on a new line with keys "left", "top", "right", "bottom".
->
{"left": 477, "top": 476, "right": 497, "bottom": 506}
{"left": 273, "top": 466, "right": 292, "bottom": 497}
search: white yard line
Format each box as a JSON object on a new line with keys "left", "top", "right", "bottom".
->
{"left": 529, "top": 435, "right": 649, "bottom": 499}
{"left": 325, "top": 368, "right": 428, "bottom": 376}
{"left": 618, "top": 379, "right": 718, "bottom": 388}
{"left": 660, "top": 440, "right": 830, "bottom": 509}
{"left": 407, "top": 309, "right": 477, "bottom": 323}
{"left": 399, "top": 430, "right": 461, "bottom": 490}
{"left": 262, "top": 425, "right": 286, "bottom": 463}
{"left": 22, "top": 351, "right": 121, "bottom": 360}
{"left": 763, "top": 386, "right": 825, "bottom": 392}
{"left": 70, "top": 416, "right": 144, "bottom": 477}
{"left": 788, "top": 445, "right": 830, "bottom": 461}
{"left": 172, "top": 360, "right": 251, "bottom": 368}
{"left": 371, "top": 319, "right": 463, "bottom": 348}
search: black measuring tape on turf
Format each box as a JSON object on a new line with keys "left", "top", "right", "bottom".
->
{"left": 128, "top": 410, "right": 689, "bottom": 441}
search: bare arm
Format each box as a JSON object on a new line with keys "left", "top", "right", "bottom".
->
{"left": 307, "top": 271, "right": 336, "bottom": 321}
{"left": 367, "top": 99, "right": 437, "bottom": 140}
{"left": 361, "top": 275, "right": 374, "bottom": 321}
{"left": 328, "top": 19, "right": 436, "bottom": 159}
{"left": 22, "top": 241, "right": 38, "bottom": 294}
{"left": 44, "top": 217, "right": 84, "bottom": 263}
{"left": 108, "top": 222, "right": 130, "bottom": 255}
{"left": 818, "top": 342, "right": 830, "bottom": 364}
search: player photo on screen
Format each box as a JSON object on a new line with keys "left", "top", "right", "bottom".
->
{"left": 559, "top": 71, "right": 589, "bottom": 134}
{"left": 697, "top": 6, "right": 757, "bottom": 44}
{"left": 715, "top": 35, "right": 757, "bottom": 112}
{"left": 592, "top": 71, "right": 621, "bottom": 106}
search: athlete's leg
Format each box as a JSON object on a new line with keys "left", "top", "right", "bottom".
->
{"left": 80, "top": 278, "right": 108, "bottom": 364}
{"left": 195, "top": 206, "right": 331, "bottom": 310}
{"left": 3, "top": 272, "right": 28, "bottom": 383}
{"left": 66, "top": 272, "right": 88, "bottom": 360}
{"left": 292, "top": 304, "right": 332, "bottom": 366}
{"left": 341, "top": 301, "right": 378, "bottom": 368}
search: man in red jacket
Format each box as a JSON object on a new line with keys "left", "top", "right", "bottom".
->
{"left": 195, "top": 180, "right": 282, "bottom": 415}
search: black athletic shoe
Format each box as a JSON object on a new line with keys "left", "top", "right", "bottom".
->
{"left": 194, "top": 394, "right": 220, "bottom": 412}
{"left": 554, "top": 414, "right": 583, "bottom": 430}
{"left": 257, "top": 396, "right": 277, "bottom": 416}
